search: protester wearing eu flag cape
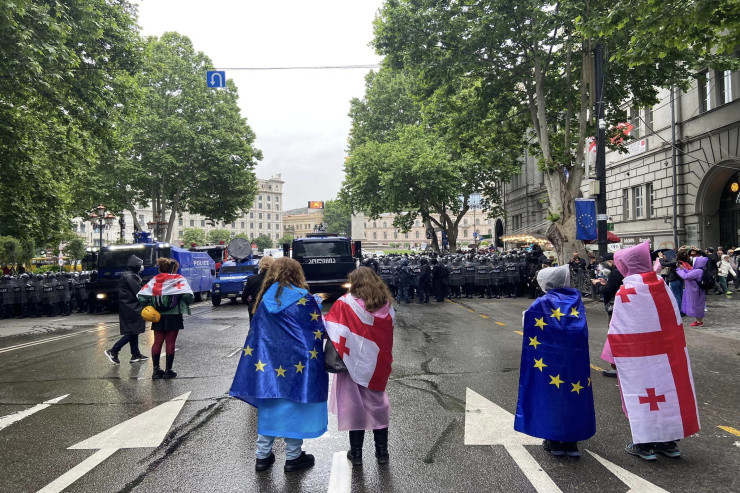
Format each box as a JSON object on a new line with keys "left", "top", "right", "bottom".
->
{"left": 514, "top": 265, "right": 596, "bottom": 458}
{"left": 229, "top": 257, "right": 328, "bottom": 473}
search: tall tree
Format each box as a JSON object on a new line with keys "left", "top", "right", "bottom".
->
{"left": 322, "top": 199, "right": 353, "bottom": 235}
{"left": 0, "top": 0, "right": 141, "bottom": 242}
{"left": 374, "top": 0, "right": 740, "bottom": 260}
{"left": 342, "top": 68, "right": 522, "bottom": 251}
{"left": 207, "top": 228, "right": 232, "bottom": 245}
{"left": 123, "top": 33, "right": 261, "bottom": 242}
{"left": 182, "top": 228, "right": 207, "bottom": 246}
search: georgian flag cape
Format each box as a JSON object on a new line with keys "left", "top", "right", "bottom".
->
{"left": 324, "top": 293, "right": 394, "bottom": 392}
{"left": 606, "top": 270, "right": 700, "bottom": 444}
{"left": 139, "top": 273, "right": 194, "bottom": 300}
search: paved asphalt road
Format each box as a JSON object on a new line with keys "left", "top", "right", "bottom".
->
{"left": 0, "top": 293, "right": 738, "bottom": 493}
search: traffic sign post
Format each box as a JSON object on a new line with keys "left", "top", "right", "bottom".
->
{"left": 206, "top": 71, "right": 226, "bottom": 88}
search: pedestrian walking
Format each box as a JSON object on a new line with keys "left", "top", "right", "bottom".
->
{"left": 104, "top": 255, "right": 149, "bottom": 365}
{"left": 660, "top": 249, "right": 685, "bottom": 315}
{"left": 324, "top": 267, "right": 394, "bottom": 466}
{"left": 601, "top": 242, "right": 699, "bottom": 461}
{"left": 138, "top": 258, "right": 195, "bottom": 379}
{"left": 515, "top": 265, "right": 595, "bottom": 458}
{"left": 717, "top": 254, "right": 736, "bottom": 294}
{"left": 243, "top": 255, "right": 275, "bottom": 313}
{"left": 677, "top": 256, "right": 708, "bottom": 327}
{"left": 229, "top": 257, "right": 328, "bottom": 473}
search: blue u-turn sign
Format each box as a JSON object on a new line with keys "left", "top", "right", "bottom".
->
{"left": 206, "top": 71, "right": 226, "bottom": 88}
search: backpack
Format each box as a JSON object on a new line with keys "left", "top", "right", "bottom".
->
{"left": 697, "top": 265, "right": 715, "bottom": 290}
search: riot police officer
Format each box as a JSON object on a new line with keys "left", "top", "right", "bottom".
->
{"left": 0, "top": 275, "right": 10, "bottom": 318}
{"left": 475, "top": 258, "right": 491, "bottom": 298}
{"left": 463, "top": 255, "right": 477, "bottom": 298}
{"left": 41, "top": 273, "right": 55, "bottom": 316}
{"left": 505, "top": 254, "right": 521, "bottom": 298}
{"left": 17, "top": 273, "right": 30, "bottom": 317}
{"left": 379, "top": 258, "right": 396, "bottom": 298}
{"left": 28, "top": 274, "right": 44, "bottom": 317}
{"left": 448, "top": 257, "right": 464, "bottom": 299}
{"left": 397, "top": 258, "right": 413, "bottom": 303}
{"left": 489, "top": 257, "right": 505, "bottom": 299}
{"left": 9, "top": 275, "right": 22, "bottom": 318}
{"left": 61, "top": 272, "right": 73, "bottom": 315}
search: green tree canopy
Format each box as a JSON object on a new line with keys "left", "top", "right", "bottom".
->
{"left": 277, "top": 233, "right": 294, "bottom": 246}
{"left": 0, "top": 0, "right": 141, "bottom": 242}
{"left": 253, "top": 234, "right": 273, "bottom": 251}
{"left": 207, "top": 229, "right": 232, "bottom": 245}
{"left": 182, "top": 228, "right": 207, "bottom": 246}
{"left": 322, "top": 199, "right": 352, "bottom": 236}
{"left": 63, "top": 237, "right": 86, "bottom": 267}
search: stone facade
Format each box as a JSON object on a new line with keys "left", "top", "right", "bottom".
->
{"left": 283, "top": 210, "right": 325, "bottom": 239}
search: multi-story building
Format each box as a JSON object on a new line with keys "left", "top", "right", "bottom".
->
{"left": 501, "top": 65, "right": 740, "bottom": 251}
{"left": 283, "top": 209, "right": 325, "bottom": 239}
{"left": 73, "top": 174, "right": 285, "bottom": 247}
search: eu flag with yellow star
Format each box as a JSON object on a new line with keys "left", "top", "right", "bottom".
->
{"left": 514, "top": 286, "right": 596, "bottom": 441}
{"left": 575, "top": 198, "right": 597, "bottom": 241}
{"left": 230, "top": 282, "right": 329, "bottom": 438}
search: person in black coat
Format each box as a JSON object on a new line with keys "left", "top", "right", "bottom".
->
{"left": 243, "top": 256, "right": 275, "bottom": 313}
{"left": 417, "top": 258, "right": 432, "bottom": 303}
{"left": 104, "top": 255, "right": 148, "bottom": 364}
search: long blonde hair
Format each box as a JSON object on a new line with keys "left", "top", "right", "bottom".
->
{"left": 252, "top": 257, "right": 308, "bottom": 314}
{"left": 348, "top": 267, "right": 392, "bottom": 312}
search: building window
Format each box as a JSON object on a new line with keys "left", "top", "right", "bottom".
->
{"left": 267, "top": 195, "right": 271, "bottom": 201}
{"left": 393, "top": 231, "right": 398, "bottom": 239}
{"left": 250, "top": 222, "right": 254, "bottom": 229}
{"left": 373, "top": 222, "right": 376, "bottom": 227}
{"left": 623, "top": 189, "right": 630, "bottom": 220}
{"left": 646, "top": 183, "right": 655, "bottom": 218}
{"left": 81, "top": 224, "right": 86, "bottom": 233}
{"left": 258, "top": 203, "right": 263, "bottom": 209}
{"left": 629, "top": 106, "right": 642, "bottom": 138}
{"left": 463, "top": 219, "right": 468, "bottom": 226}
{"left": 415, "top": 231, "right": 419, "bottom": 239}
{"left": 259, "top": 195, "right": 263, "bottom": 200}
{"left": 258, "top": 213, "right": 263, "bottom": 219}
{"left": 404, "top": 233, "right": 409, "bottom": 239}
{"left": 463, "top": 229, "right": 468, "bottom": 238}
{"left": 373, "top": 232, "right": 377, "bottom": 239}
{"left": 383, "top": 221, "right": 387, "bottom": 227}
{"left": 475, "top": 218, "right": 480, "bottom": 225}
{"left": 259, "top": 223, "right": 262, "bottom": 229}
{"left": 201, "top": 220, "right": 205, "bottom": 227}
{"left": 383, "top": 232, "right": 387, "bottom": 239}
{"left": 178, "top": 218, "right": 183, "bottom": 226}
{"left": 139, "top": 214, "right": 145, "bottom": 223}
{"left": 275, "top": 223, "right": 279, "bottom": 231}
{"left": 699, "top": 71, "right": 711, "bottom": 113}
{"left": 231, "top": 222, "right": 235, "bottom": 228}
{"left": 178, "top": 231, "right": 183, "bottom": 237}
{"left": 190, "top": 219, "right": 194, "bottom": 227}
{"left": 719, "top": 70, "right": 733, "bottom": 105}
{"left": 267, "top": 213, "right": 271, "bottom": 220}
{"left": 241, "top": 221, "right": 245, "bottom": 229}
{"left": 633, "top": 186, "right": 644, "bottom": 219}
{"left": 267, "top": 223, "right": 271, "bottom": 230}
{"left": 267, "top": 204, "right": 271, "bottom": 210}
{"left": 646, "top": 107, "right": 654, "bottom": 134}
{"left": 73, "top": 223, "right": 78, "bottom": 232}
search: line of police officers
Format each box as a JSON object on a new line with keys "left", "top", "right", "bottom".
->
{"left": 367, "top": 245, "right": 551, "bottom": 303}
{"left": 0, "top": 272, "right": 92, "bottom": 318}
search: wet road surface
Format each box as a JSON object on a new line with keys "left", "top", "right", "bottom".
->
{"left": 0, "top": 295, "right": 738, "bottom": 492}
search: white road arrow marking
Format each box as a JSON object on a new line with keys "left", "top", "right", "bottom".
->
{"left": 588, "top": 451, "right": 669, "bottom": 492}
{"left": 465, "top": 388, "right": 562, "bottom": 493}
{"left": 37, "top": 392, "right": 191, "bottom": 493}
{"left": 0, "top": 395, "right": 68, "bottom": 432}
{"left": 326, "top": 451, "right": 351, "bottom": 493}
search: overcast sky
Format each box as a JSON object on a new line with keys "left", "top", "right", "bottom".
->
{"left": 135, "top": 0, "right": 384, "bottom": 211}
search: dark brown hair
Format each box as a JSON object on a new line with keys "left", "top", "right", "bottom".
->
{"left": 252, "top": 257, "right": 308, "bottom": 314}
{"left": 156, "top": 257, "right": 179, "bottom": 274}
{"left": 348, "top": 267, "right": 392, "bottom": 312}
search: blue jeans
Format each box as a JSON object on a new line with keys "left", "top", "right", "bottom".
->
{"left": 256, "top": 434, "right": 303, "bottom": 459}
{"left": 669, "top": 280, "right": 683, "bottom": 313}
{"left": 111, "top": 334, "right": 140, "bottom": 355}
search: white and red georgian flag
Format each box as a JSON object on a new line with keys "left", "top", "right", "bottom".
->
{"left": 138, "top": 274, "right": 193, "bottom": 297}
{"left": 324, "top": 293, "right": 394, "bottom": 392}
{"left": 607, "top": 271, "right": 700, "bottom": 444}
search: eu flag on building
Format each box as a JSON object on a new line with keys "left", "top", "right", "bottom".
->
{"left": 575, "top": 198, "right": 597, "bottom": 241}
{"left": 514, "top": 287, "right": 596, "bottom": 442}
{"left": 229, "top": 283, "right": 328, "bottom": 410}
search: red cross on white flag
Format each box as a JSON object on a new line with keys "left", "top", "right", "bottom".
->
{"left": 607, "top": 271, "right": 700, "bottom": 444}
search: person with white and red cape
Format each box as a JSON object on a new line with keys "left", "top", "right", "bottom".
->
{"left": 324, "top": 267, "right": 394, "bottom": 467}
{"left": 601, "top": 241, "right": 700, "bottom": 461}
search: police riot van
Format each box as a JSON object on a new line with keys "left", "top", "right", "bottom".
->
{"left": 284, "top": 233, "right": 361, "bottom": 294}
{"left": 88, "top": 232, "right": 215, "bottom": 312}
{"left": 211, "top": 238, "right": 258, "bottom": 306}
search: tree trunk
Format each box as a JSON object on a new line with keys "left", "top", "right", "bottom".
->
{"left": 165, "top": 194, "right": 180, "bottom": 243}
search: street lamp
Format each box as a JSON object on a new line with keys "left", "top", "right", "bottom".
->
{"left": 88, "top": 205, "right": 115, "bottom": 248}
{"left": 147, "top": 214, "right": 168, "bottom": 241}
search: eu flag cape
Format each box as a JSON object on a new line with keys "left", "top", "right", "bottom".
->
{"left": 229, "top": 283, "right": 328, "bottom": 438}
{"left": 514, "top": 287, "right": 596, "bottom": 441}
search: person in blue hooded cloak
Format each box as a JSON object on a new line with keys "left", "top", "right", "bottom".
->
{"left": 229, "top": 257, "right": 329, "bottom": 473}
{"left": 514, "top": 265, "right": 596, "bottom": 458}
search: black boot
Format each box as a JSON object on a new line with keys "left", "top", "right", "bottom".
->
{"left": 164, "top": 354, "right": 177, "bottom": 379}
{"left": 373, "top": 428, "right": 389, "bottom": 464}
{"left": 347, "top": 430, "right": 364, "bottom": 466}
{"left": 152, "top": 354, "right": 164, "bottom": 379}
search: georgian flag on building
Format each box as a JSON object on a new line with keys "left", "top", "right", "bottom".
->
{"left": 607, "top": 271, "right": 700, "bottom": 444}
{"left": 324, "top": 294, "right": 394, "bottom": 392}
{"left": 139, "top": 274, "right": 194, "bottom": 298}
